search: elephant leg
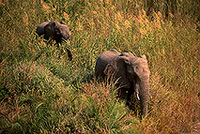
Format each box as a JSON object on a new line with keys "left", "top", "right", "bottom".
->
{"left": 66, "top": 48, "right": 73, "bottom": 61}
{"left": 62, "top": 41, "right": 72, "bottom": 61}
{"left": 127, "top": 89, "right": 134, "bottom": 102}
{"left": 117, "top": 88, "right": 129, "bottom": 100}
{"left": 125, "top": 85, "right": 135, "bottom": 107}
{"left": 126, "top": 82, "right": 135, "bottom": 102}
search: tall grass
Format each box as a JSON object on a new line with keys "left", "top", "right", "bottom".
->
{"left": 0, "top": 0, "right": 199, "bottom": 133}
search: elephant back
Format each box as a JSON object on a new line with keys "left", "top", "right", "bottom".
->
{"left": 95, "top": 49, "right": 120, "bottom": 78}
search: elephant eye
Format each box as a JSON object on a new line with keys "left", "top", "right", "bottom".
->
{"left": 135, "top": 65, "right": 138, "bottom": 70}
{"left": 55, "top": 28, "right": 60, "bottom": 34}
{"left": 47, "top": 26, "right": 51, "bottom": 30}
{"left": 134, "top": 65, "right": 140, "bottom": 72}
{"left": 127, "top": 65, "right": 133, "bottom": 74}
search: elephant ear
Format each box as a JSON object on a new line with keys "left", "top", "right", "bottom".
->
{"left": 120, "top": 52, "right": 135, "bottom": 58}
{"left": 57, "top": 23, "right": 71, "bottom": 40}
{"left": 133, "top": 56, "right": 150, "bottom": 78}
{"left": 44, "top": 21, "right": 57, "bottom": 39}
{"left": 60, "top": 21, "right": 66, "bottom": 24}
{"left": 36, "top": 21, "right": 50, "bottom": 36}
{"left": 53, "top": 22, "right": 62, "bottom": 35}
{"left": 141, "top": 55, "right": 148, "bottom": 62}
{"left": 105, "top": 55, "right": 131, "bottom": 88}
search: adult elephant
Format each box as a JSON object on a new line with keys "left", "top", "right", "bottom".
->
{"left": 36, "top": 21, "right": 72, "bottom": 61}
{"left": 95, "top": 49, "right": 151, "bottom": 117}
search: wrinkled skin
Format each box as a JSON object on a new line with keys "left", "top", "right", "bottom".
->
{"left": 36, "top": 21, "right": 72, "bottom": 61}
{"left": 95, "top": 49, "right": 151, "bottom": 117}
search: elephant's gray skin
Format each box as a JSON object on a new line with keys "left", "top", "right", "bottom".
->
{"left": 36, "top": 21, "right": 50, "bottom": 36}
{"left": 95, "top": 49, "right": 150, "bottom": 117}
{"left": 36, "top": 21, "right": 72, "bottom": 60}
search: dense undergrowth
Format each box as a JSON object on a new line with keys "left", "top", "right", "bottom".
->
{"left": 0, "top": 0, "right": 199, "bottom": 133}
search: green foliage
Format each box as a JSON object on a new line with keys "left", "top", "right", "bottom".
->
{"left": 0, "top": 0, "right": 199, "bottom": 133}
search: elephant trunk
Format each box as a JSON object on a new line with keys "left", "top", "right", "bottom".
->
{"left": 139, "top": 77, "right": 150, "bottom": 117}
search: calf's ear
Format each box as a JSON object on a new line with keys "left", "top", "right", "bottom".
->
{"left": 36, "top": 21, "right": 50, "bottom": 36}
{"left": 110, "top": 56, "right": 131, "bottom": 88}
{"left": 141, "top": 55, "right": 147, "bottom": 61}
{"left": 59, "top": 25, "right": 71, "bottom": 40}
{"left": 60, "top": 21, "right": 66, "bottom": 24}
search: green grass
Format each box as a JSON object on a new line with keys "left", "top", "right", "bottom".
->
{"left": 0, "top": 0, "right": 199, "bottom": 133}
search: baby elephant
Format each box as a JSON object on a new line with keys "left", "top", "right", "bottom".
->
{"left": 95, "top": 49, "right": 151, "bottom": 117}
{"left": 36, "top": 21, "right": 72, "bottom": 61}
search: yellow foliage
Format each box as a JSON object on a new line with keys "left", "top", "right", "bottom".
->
{"left": 93, "top": 10, "right": 97, "bottom": 15}
{"left": 0, "top": 0, "right": 4, "bottom": 6}
{"left": 41, "top": 0, "right": 56, "bottom": 13}
{"left": 23, "top": 12, "right": 29, "bottom": 26}
{"left": 63, "top": 12, "right": 69, "bottom": 20}
{"left": 41, "top": 0, "right": 50, "bottom": 12}
{"left": 76, "top": 21, "right": 83, "bottom": 31}
{"left": 124, "top": 20, "right": 131, "bottom": 29}
{"left": 116, "top": 11, "right": 123, "bottom": 22}
{"left": 41, "top": 41, "right": 46, "bottom": 47}
{"left": 115, "top": 24, "right": 120, "bottom": 31}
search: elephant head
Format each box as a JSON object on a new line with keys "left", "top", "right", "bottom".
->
{"left": 124, "top": 54, "right": 150, "bottom": 117}
{"left": 36, "top": 21, "right": 71, "bottom": 43}
{"left": 43, "top": 21, "right": 71, "bottom": 43}
{"left": 97, "top": 49, "right": 150, "bottom": 117}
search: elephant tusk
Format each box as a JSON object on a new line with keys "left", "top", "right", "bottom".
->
{"left": 136, "top": 93, "right": 140, "bottom": 100}
{"left": 135, "top": 87, "right": 140, "bottom": 100}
